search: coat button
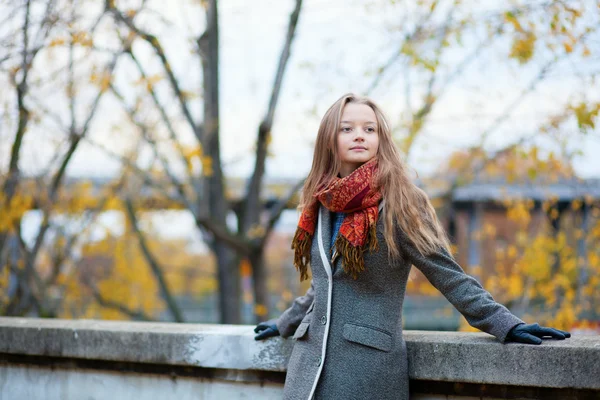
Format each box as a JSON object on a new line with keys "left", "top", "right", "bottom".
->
{"left": 316, "top": 356, "right": 322, "bottom": 367}
{"left": 320, "top": 315, "right": 327, "bottom": 325}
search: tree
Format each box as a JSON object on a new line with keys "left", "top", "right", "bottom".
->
{"left": 444, "top": 146, "right": 600, "bottom": 331}
{"left": 1, "top": 0, "right": 598, "bottom": 326}
{"left": 0, "top": 0, "right": 305, "bottom": 323}
{"left": 405, "top": 144, "right": 600, "bottom": 332}
{"left": 363, "top": 0, "right": 600, "bottom": 331}
{"left": 102, "top": 0, "right": 305, "bottom": 323}
{"left": 0, "top": 0, "right": 123, "bottom": 316}
{"left": 364, "top": 0, "right": 599, "bottom": 164}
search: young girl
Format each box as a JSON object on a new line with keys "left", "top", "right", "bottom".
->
{"left": 254, "top": 93, "right": 570, "bottom": 400}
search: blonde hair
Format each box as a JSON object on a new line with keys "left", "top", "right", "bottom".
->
{"left": 300, "top": 92, "right": 452, "bottom": 260}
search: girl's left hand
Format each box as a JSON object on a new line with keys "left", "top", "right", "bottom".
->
{"left": 507, "top": 322, "right": 571, "bottom": 344}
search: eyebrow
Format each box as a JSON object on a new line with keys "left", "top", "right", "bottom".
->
{"left": 340, "top": 120, "right": 377, "bottom": 125}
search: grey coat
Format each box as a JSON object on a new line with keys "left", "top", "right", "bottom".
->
{"left": 276, "top": 202, "right": 524, "bottom": 400}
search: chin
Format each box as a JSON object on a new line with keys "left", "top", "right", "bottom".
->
{"left": 350, "top": 157, "right": 372, "bottom": 164}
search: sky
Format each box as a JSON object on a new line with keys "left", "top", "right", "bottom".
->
{"left": 3, "top": 0, "right": 599, "bottom": 249}
{"left": 1, "top": 0, "right": 599, "bottom": 182}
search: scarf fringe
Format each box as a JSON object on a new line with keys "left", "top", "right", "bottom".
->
{"left": 335, "top": 224, "right": 379, "bottom": 280}
{"left": 368, "top": 222, "right": 379, "bottom": 252}
{"left": 291, "top": 228, "right": 311, "bottom": 281}
{"left": 291, "top": 159, "right": 381, "bottom": 280}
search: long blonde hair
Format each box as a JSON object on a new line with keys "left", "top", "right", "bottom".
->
{"left": 300, "top": 93, "right": 452, "bottom": 260}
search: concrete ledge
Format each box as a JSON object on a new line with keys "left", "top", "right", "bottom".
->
{"left": 0, "top": 317, "right": 599, "bottom": 391}
{"left": 0, "top": 318, "right": 293, "bottom": 373}
{"left": 404, "top": 330, "right": 600, "bottom": 390}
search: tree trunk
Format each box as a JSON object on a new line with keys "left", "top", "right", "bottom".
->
{"left": 250, "top": 247, "right": 268, "bottom": 324}
{"left": 198, "top": 0, "right": 242, "bottom": 324}
{"left": 214, "top": 242, "right": 240, "bottom": 323}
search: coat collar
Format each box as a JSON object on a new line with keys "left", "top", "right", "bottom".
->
{"left": 318, "top": 204, "right": 333, "bottom": 257}
{"left": 316, "top": 199, "right": 385, "bottom": 276}
{"left": 317, "top": 200, "right": 385, "bottom": 248}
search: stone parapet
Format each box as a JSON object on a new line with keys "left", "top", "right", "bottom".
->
{"left": 0, "top": 317, "right": 598, "bottom": 399}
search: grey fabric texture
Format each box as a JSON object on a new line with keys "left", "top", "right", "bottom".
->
{"left": 275, "top": 203, "right": 524, "bottom": 400}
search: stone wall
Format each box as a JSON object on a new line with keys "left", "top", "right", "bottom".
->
{"left": 0, "top": 318, "right": 598, "bottom": 399}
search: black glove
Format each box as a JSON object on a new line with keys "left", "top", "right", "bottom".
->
{"left": 254, "top": 318, "right": 280, "bottom": 340}
{"left": 507, "top": 322, "right": 571, "bottom": 345}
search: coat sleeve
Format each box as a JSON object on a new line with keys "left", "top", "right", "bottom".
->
{"left": 275, "top": 279, "right": 315, "bottom": 338}
{"left": 396, "top": 228, "right": 524, "bottom": 343}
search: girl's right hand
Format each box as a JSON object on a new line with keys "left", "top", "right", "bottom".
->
{"left": 254, "top": 319, "right": 280, "bottom": 340}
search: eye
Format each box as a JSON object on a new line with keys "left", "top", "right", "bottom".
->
{"left": 366, "top": 127, "right": 376, "bottom": 133}
{"left": 340, "top": 126, "right": 352, "bottom": 132}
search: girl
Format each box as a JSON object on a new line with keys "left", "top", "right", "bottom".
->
{"left": 254, "top": 93, "right": 570, "bottom": 400}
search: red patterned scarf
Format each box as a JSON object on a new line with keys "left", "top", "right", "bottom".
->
{"left": 291, "top": 158, "right": 382, "bottom": 280}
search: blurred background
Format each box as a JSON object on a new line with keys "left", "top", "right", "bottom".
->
{"left": 0, "top": 0, "right": 599, "bottom": 335}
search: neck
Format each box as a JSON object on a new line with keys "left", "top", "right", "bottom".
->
{"left": 339, "top": 163, "right": 360, "bottom": 178}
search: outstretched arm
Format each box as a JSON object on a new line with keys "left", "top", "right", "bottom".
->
{"left": 396, "top": 227, "right": 524, "bottom": 343}
{"left": 254, "top": 279, "right": 315, "bottom": 340}
{"left": 396, "top": 228, "right": 570, "bottom": 344}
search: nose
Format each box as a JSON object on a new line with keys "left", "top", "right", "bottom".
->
{"left": 353, "top": 130, "right": 365, "bottom": 141}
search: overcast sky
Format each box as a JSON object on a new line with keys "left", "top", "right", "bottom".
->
{"left": 2, "top": 0, "right": 599, "bottom": 181}
{"left": 3, "top": 0, "right": 599, "bottom": 248}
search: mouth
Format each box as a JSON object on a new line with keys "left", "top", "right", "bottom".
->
{"left": 350, "top": 147, "right": 367, "bottom": 151}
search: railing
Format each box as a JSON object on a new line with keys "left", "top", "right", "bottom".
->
{"left": 0, "top": 317, "right": 598, "bottom": 399}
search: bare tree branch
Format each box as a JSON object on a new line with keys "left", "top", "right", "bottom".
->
{"left": 108, "top": 74, "right": 192, "bottom": 202}
{"left": 108, "top": 83, "right": 251, "bottom": 255}
{"left": 124, "top": 197, "right": 185, "bottom": 322}
{"left": 105, "top": 0, "right": 202, "bottom": 141}
{"left": 477, "top": 20, "right": 599, "bottom": 148}
{"left": 365, "top": 0, "right": 440, "bottom": 95}
{"left": 243, "top": 0, "right": 303, "bottom": 234}
{"left": 402, "top": 5, "right": 455, "bottom": 157}
{"left": 80, "top": 134, "right": 175, "bottom": 196}
{"left": 123, "top": 47, "right": 191, "bottom": 180}
{"left": 43, "top": 176, "right": 127, "bottom": 294}
{"left": 31, "top": 0, "right": 57, "bottom": 49}
{"left": 3, "top": 0, "right": 34, "bottom": 198}
{"left": 365, "top": 0, "right": 560, "bottom": 96}
{"left": 92, "top": 287, "right": 153, "bottom": 321}
{"left": 0, "top": 0, "right": 56, "bottom": 299}
{"left": 260, "top": 178, "right": 305, "bottom": 247}
{"left": 194, "top": 214, "right": 251, "bottom": 255}
{"left": 26, "top": 53, "right": 122, "bottom": 273}
{"left": 4, "top": 226, "right": 46, "bottom": 316}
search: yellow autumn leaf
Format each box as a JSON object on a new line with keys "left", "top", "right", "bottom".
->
{"left": 49, "top": 37, "right": 66, "bottom": 47}
{"left": 583, "top": 46, "right": 591, "bottom": 57}
{"left": 563, "top": 41, "right": 573, "bottom": 53}
{"left": 509, "top": 32, "right": 536, "bottom": 64}
{"left": 254, "top": 303, "right": 267, "bottom": 317}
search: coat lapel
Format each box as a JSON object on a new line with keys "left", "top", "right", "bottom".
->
{"left": 317, "top": 205, "right": 333, "bottom": 276}
{"left": 317, "top": 201, "right": 385, "bottom": 278}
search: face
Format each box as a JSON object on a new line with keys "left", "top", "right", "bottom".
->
{"left": 336, "top": 103, "right": 379, "bottom": 177}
